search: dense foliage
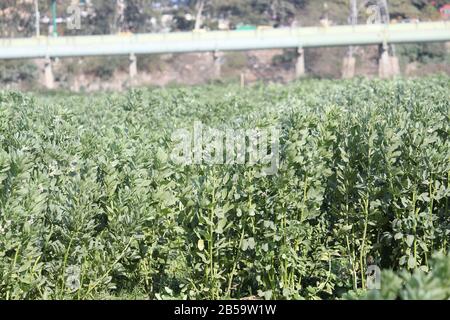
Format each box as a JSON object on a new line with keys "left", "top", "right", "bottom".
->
{"left": 0, "top": 77, "right": 449, "bottom": 299}
{"left": 345, "top": 252, "right": 450, "bottom": 300}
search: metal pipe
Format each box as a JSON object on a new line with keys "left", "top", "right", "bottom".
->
{"left": 52, "top": 0, "right": 58, "bottom": 37}
{"left": 348, "top": 0, "right": 358, "bottom": 57}
{"left": 35, "top": 0, "right": 40, "bottom": 37}
{"left": 0, "top": 22, "right": 448, "bottom": 60}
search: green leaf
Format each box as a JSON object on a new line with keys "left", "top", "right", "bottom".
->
{"left": 408, "top": 256, "right": 416, "bottom": 269}
{"left": 405, "top": 235, "right": 414, "bottom": 247}
{"left": 197, "top": 239, "right": 205, "bottom": 251}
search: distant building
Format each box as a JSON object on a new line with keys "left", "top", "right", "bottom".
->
{"left": 441, "top": 4, "right": 450, "bottom": 20}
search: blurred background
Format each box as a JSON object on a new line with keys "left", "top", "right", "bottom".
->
{"left": 1, "top": 0, "right": 449, "bottom": 91}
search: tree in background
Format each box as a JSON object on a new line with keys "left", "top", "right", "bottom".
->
{"left": 0, "top": 0, "right": 446, "bottom": 37}
{"left": 388, "top": 0, "right": 441, "bottom": 19}
{"left": 194, "top": 0, "right": 206, "bottom": 29}
{"left": 0, "top": 0, "right": 34, "bottom": 37}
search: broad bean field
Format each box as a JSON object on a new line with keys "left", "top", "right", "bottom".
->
{"left": 0, "top": 77, "right": 449, "bottom": 299}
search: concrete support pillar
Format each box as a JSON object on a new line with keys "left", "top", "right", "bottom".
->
{"left": 391, "top": 56, "right": 400, "bottom": 76}
{"left": 44, "top": 56, "right": 54, "bottom": 90}
{"left": 295, "top": 47, "right": 305, "bottom": 78}
{"left": 129, "top": 53, "right": 137, "bottom": 79}
{"left": 378, "top": 50, "right": 391, "bottom": 78}
{"left": 342, "top": 56, "right": 356, "bottom": 79}
{"left": 240, "top": 72, "right": 245, "bottom": 88}
{"left": 212, "top": 51, "right": 223, "bottom": 79}
{"left": 378, "top": 45, "right": 400, "bottom": 78}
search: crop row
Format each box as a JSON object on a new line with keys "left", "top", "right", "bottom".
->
{"left": 0, "top": 77, "right": 449, "bottom": 299}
